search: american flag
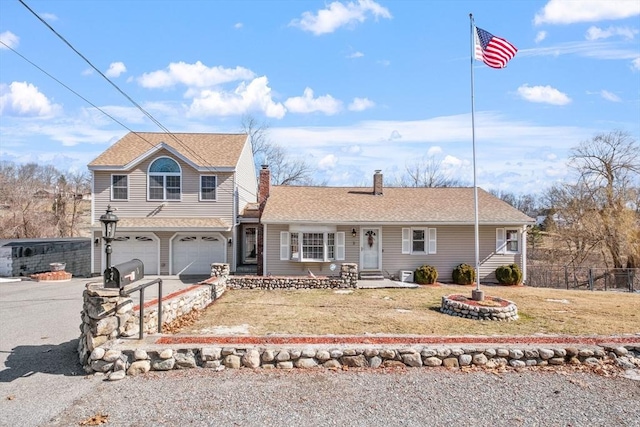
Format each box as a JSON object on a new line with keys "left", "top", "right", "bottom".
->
{"left": 474, "top": 26, "right": 517, "bottom": 69}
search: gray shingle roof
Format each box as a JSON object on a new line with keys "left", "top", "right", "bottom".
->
{"left": 261, "top": 186, "right": 534, "bottom": 224}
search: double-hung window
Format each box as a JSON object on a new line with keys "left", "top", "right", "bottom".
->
{"left": 280, "top": 227, "right": 345, "bottom": 262}
{"left": 496, "top": 228, "right": 520, "bottom": 254}
{"left": 148, "top": 157, "right": 181, "bottom": 201}
{"left": 402, "top": 227, "right": 437, "bottom": 254}
{"left": 200, "top": 175, "right": 217, "bottom": 201}
{"left": 111, "top": 175, "right": 128, "bottom": 200}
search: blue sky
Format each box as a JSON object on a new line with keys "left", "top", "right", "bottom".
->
{"left": 1, "top": 0, "right": 639, "bottom": 195}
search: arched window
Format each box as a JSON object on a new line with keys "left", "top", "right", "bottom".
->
{"left": 148, "top": 157, "right": 181, "bottom": 200}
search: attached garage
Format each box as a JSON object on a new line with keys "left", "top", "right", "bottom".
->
{"left": 109, "top": 233, "right": 159, "bottom": 275}
{"left": 171, "top": 233, "right": 226, "bottom": 275}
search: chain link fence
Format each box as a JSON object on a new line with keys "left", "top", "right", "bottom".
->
{"left": 526, "top": 266, "right": 638, "bottom": 292}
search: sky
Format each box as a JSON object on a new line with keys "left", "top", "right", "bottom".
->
{"left": 1, "top": 0, "right": 639, "bottom": 195}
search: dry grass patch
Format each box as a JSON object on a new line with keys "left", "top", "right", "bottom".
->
{"left": 177, "top": 284, "right": 640, "bottom": 336}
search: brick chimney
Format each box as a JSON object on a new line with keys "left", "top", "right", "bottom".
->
{"left": 373, "top": 170, "right": 383, "bottom": 195}
{"left": 258, "top": 164, "right": 271, "bottom": 208}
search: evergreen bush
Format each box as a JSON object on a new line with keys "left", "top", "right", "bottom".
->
{"left": 414, "top": 265, "right": 438, "bottom": 285}
{"left": 452, "top": 263, "right": 476, "bottom": 285}
{"left": 495, "top": 263, "right": 523, "bottom": 285}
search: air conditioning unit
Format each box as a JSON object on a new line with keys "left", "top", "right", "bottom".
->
{"left": 399, "top": 270, "right": 414, "bottom": 283}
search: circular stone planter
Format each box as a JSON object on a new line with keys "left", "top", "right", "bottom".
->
{"left": 440, "top": 294, "right": 518, "bottom": 321}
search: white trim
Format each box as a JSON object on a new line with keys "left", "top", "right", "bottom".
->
{"left": 496, "top": 227, "right": 520, "bottom": 255}
{"left": 280, "top": 231, "right": 290, "bottom": 261}
{"left": 147, "top": 156, "right": 182, "bottom": 202}
{"left": 110, "top": 173, "right": 129, "bottom": 201}
{"left": 199, "top": 174, "right": 217, "bottom": 202}
{"left": 360, "top": 227, "right": 382, "bottom": 271}
{"left": 263, "top": 223, "right": 268, "bottom": 275}
{"left": 401, "top": 228, "right": 411, "bottom": 254}
{"left": 428, "top": 228, "right": 437, "bottom": 254}
{"left": 289, "top": 224, "right": 337, "bottom": 233}
{"left": 335, "top": 231, "right": 345, "bottom": 261}
{"left": 522, "top": 226, "right": 528, "bottom": 283}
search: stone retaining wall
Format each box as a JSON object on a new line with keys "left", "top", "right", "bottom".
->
{"left": 78, "top": 279, "right": 225, "bottom": 367}
{"left": 225, "top": 263, "right": 358, "bottom": 290}
{"left": 88, "top": 342, "right": 640, "bottom": 380}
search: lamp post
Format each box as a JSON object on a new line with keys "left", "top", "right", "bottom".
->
{"left": 99, "top": 205, "right": 119, "bottom": 286}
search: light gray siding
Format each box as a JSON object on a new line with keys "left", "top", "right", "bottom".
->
{"left": 235, "top": 138, "right": 258, "bottom": 212}
{"left": 265, "top": 223, "right": 525, "bottom": 282}
{"left": 93, "top": 149, "right": 235, "bottom": 224}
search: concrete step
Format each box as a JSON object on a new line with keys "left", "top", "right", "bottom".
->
{"left": 359, "top": 272, "right": 384, "bottom": 280}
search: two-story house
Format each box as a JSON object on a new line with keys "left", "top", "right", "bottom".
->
{"left": 88, "top": 132, "right": 257, "bottom": 276}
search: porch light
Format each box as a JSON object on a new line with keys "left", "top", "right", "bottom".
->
{"left": 99, "top": 205, "right": 119, "bottom": 285}
{"left": 351, "top": 228, "right": 357, "bottom": 238}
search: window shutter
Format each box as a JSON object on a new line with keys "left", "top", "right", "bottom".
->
{"left": 496, "top": 228, "right": 505, "bottom": 254}
{"left": 335, "top": 232, "right": 345, "bottom": 260}
{"left": 428, "top": 228, "right": 437, "bottom": 254}
{"left": 280, "top": 231, "right": 290, "bottom": 260}
{"left": 402, "top": 228, "right": 410, "bottom": 254}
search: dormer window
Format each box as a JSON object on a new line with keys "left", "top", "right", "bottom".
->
{"left": 148, "top": 157, "right": 181, "bottom": 201}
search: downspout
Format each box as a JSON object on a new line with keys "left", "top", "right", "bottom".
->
{"left": 522, "top": 225, "right": 528, "bottom": 283}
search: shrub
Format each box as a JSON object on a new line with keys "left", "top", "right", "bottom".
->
{"left": 414, "top": 265, "right": 438, "bottom": 285}
{"left": 495, "top": 263, "right": 523, "bottom": 285}
{"left": 452, "top": 263, "right": 475, "bottom": 285}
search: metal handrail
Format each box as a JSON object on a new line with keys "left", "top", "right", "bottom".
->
{"left": 120, "top": 278, "right": 163, "bottom": 339}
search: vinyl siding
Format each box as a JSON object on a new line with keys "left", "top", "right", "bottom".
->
{"left": 235, "top": 138, "right": 258, "bottom": 213}
{"left": 265, "top": 223, "right": 525, "bottom": 282}
{"left": 93, "top": 149, "right": 235, "bottom": 223}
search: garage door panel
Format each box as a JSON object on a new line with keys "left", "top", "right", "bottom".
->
{"left": 172, "top": 234, "right": 224, "bottom": 275}
{"left": 110, "top": 234, "right": 159, "bottom": 274}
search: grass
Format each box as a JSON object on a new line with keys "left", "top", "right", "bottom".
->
{"left": 178, "top": 284, "right": 640, "bottom": 336}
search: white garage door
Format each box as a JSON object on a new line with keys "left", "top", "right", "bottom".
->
{"left": 172, "top": 234, "right": 225, "bottom": 275}
{"left": 110, "top": 234, "right": 159, "bottom": 275}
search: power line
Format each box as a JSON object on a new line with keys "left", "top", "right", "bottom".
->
{"left": 16, "top": 0, "right": 257, "bottom": 198}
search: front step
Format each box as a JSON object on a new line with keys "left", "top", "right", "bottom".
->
{"left": 359, "top": 271, "right": 384, "bottom": 280}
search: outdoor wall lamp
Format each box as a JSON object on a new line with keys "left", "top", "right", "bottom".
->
{"left": 99, "top": 205, "right": 119, "bottom": 285}
{"left": 228, "top": 238, "right": 233, "bottom": 246}
{"left": 352, "top": 228, "right": 357, "bottom": 238}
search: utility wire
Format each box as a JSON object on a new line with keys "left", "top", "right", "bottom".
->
{"left": 17, "top": 0, "right": 257, "bottom": 199}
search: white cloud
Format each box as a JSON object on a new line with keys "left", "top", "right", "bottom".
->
{"left": 0, "top": 31, "right": 19, "bottom": 49}
{"left": 41, "top": 13, "right": 58, "bottom": 21}
{"left": 534, "top": 0, "right": 640, "bottom": 25}
{"left": 426, "top": 146, "right": 443, "bottom": 157}
{"left": 586, "top": 26, "right": 638, "bottom": 40}
{"left": 290, "top": 0, "right": 392, "bottom": 35}
{"left": 105, "top": 62, "right": 127, "bottom": 78}
{"left": 535, "top": 31, "right": 547, "bottom": 43}
{"left": 81, "top": 68, "right": 94, "bottom": 76}
{"left": 234, "top": 22, "right": 243, "bottom": 29}
{"left": 284, "top": 88, "right": 342, "bottom": 115}
{"left": 138, "top": 61, "right": 255, "bottom": 88}
{"left": 188, "top": 76, "right": 286, "bottom": 119}
{"left": 632, "top": 58, "right": 640, "bottom": 71}
{"left": 318, "top": 154, "right": 338, "bottom": 169}
{"left": 348, "top": 97, "right": 375, "bottom": 111}
{"left": 517, "top": 84, "right": 572, "bottom": 105}
{"left": 600, "top": 90, "right": 621, "bottom": 102}
{"left": 520, "top": 40, "right": 640, "bottom": 61}
{"left": 345, "top": 145, "right": 361, "bottom": 154}
{"left": 388, "top": 130, "right": 401, "bottom": 140}
{"left": 0, "top": 82, "right": 58, "bottom": 117}
{"left": 377, "top": 59, "right": 391, "bottom": 66}
{"left": 347, "top": 51, "right": 364, "bottom": 59}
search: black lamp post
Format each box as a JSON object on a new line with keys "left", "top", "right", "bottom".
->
{"left": 99, "top": 205, "right": 119, "bottom": 285}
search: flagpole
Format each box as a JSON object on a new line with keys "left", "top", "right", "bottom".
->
{"left": 469, "top": 13, "right": 483, "bottom": 301}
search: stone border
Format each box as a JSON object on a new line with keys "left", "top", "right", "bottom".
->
{"left": 441, "top": 294, "right": 518, "bottom": 321}
{"left": 224, "top": 263, "right": 358, "bottom": 290}
{"left": 88, "top": 341, "right": 640, "bottom": 380}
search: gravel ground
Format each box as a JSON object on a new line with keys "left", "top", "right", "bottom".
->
{"left": 46, "top": 368, "right": 640, "bottom": 427}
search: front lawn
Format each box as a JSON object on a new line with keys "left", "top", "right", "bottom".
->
{"left": 176, "top": 284, "right": 640, "bottom": 336}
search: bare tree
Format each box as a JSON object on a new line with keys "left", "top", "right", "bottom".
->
{"left": 543, "top": 131, "right": 640, "bottom": 273}
{"left": 240, "top": 114, "right": 316, "bottom": 185}
{"left": 0, "top": 161, "right": 90, "bottom": 238}
{"left": 490, "top": 190, "right": 539, "bottom": 217}
{"left": 394, "top": 155, "right": 465, "bottom": 188}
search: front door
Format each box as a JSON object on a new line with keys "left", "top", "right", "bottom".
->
{"left": 361, "top": 227, "right": 381, "bottom": 270}
{"left": 242, "top": 226, "right": 257, "bottom": 265}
